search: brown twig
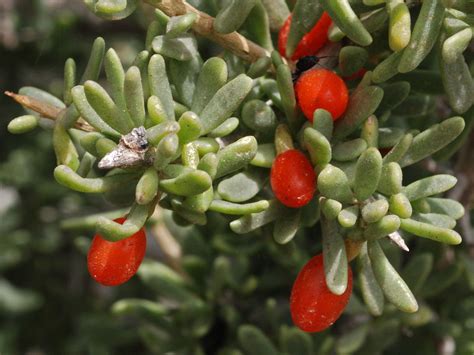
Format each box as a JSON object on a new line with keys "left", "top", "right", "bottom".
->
{"left": 4, "top": 91, "right": 95, "bottom": 132}
{"left": 143, "top": 0, "right": 270, "bottom": 63}
{"left": 150, "top": 208, "right": 186, "bottom": 276}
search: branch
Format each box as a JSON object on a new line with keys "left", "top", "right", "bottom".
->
{"left": 4, "top": 91, "right": 95, "bottom": 132}
{"left": 150, "top": 208, "right": 186, "bottom": 276}
{"left": 143, "top": 0, "right": 270, "bottom": 63}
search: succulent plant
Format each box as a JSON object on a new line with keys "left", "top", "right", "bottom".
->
{"left": 4, "top": 0, "right": 474, "bottom": 352}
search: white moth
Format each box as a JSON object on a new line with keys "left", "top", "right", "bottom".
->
{"left": 98, "top": 126, "right": 150, "bottom": 169}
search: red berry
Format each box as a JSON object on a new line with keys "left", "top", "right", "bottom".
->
{"left": 290, "top": 254, "right": 353, "bottom": 332}
{"left": 87, "top": 217, "right": 146, "bottom": 286}
{"left": 342, "top": 68, "right": 368, "bottom": 81}
{"left": 295, "top": 68, "right": 349, "bottom": 122}
{"left": 278, "top": 13, "right": 332, "bottom": 61}
{"left": 271, "top": 149, "right": 316, "bottom": 208}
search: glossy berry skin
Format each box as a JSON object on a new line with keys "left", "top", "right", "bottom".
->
{"left": 271, "top": 149, "right": 316, "bottom": 208}
{"left": 87, "top": 217, "right": 146, "bottom": 286}
{"left": 278, "top": 13, "right": 332, "bottom": 61}
{"left": 290, "top": 254, "right": 353, "bottom": 332}
{"left": 295, "top": 68, "right": 349, "bottom": 121}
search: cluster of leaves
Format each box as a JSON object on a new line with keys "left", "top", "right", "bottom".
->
{"left": 3, "top": 0, "right": 474, "bottom": 353}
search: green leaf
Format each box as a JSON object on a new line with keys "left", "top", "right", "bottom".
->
{"left": 230, "top": 200, "right": 282, "bottom": 234}
{"left": 403, "top": 174, "right": 457, "bottom": 201}
{"left": 378, "top": 127, "right": 405, "bottom": 148}
{"left": 440, "top": 35, "right": 474, "bottom": 114}
{"left": 169, "top": 56, "right": 202, "bottom": 108}
{"left": 80, "top": 37, "right": 105, "bottom": 83}
{"left": 165, "top": 13, "right": 197, "bottom": 38}
{"left": 111, "top": 299, "right": 168, "bottom": 325}
{"left": 276, "top": 64, "right": 298, "bottom": 130}
{"left": 318, "top": 165, "right": 354, "bottom": 204}
{"left": 238, "top": 325, "right": 278, "bottom": 355}
{"left": 218, "top": 170, "right": 264, "bottom": 203}
{"left": 200, "top": 74, "right": 253, "bottom": 134}
{"left": 138, "top": 260, "right": 196, "bottom": 302}
{"left": 286, "top": 0, "right": 324, "bottom": 57}
{"left": 7, "top": 115, "right": 39, "bottom": 134}
{"left": 321, "top": 0, "right": 372, "bottom": 46}
{"left": 339, "top": 46, "right": 368, "bottom": 77}
{"left": 353, "top": 148, "right": 383, "bottom": 201}
{"left": 147, "top": 121, "right": 180, "bottom": 146}
{"left": 388, "top": 2, "right": 411, "bottom": 52}
{"left": 338, "top": 206, "right": 359, "bottom": 228}
{"left": 273, "top": 207, "right": 301, "bottom": 244}
{"left": 54, "top": 165, "right": 137, "bottom": 193}
{"left": 368, "top": 240, "right": 418, "bottom": 313}
{"left": 148, "top": 54, "right": 175, "bottom": 121}
{"left": 358, "top": 243, "right": 384, "bottom": 316}
{"left": 96, "top": 202, "right": 150, "bottom": 241}
{"left": 382, "top": 133, "right": 413, "bottom": 164}
{"left": 335, "top": 323, "right": 369, "bottom": 354}
{"left": 372, "top": 51, "right": 403, "bottom": 83}
{"left": 71, "top": 86, "right": 121, "bottom": 138}
{"left": 312, "top": 109, "right": 334, "bottom": 140}
{"left": 280, "top": 326, "right": 313, "bottom": 355}
{"left": 63, "top": 58, "right": 76, "bottom": 105}
{"left": 389, "top": 193, "right": 413, "bottom": 219}
{"left": 136, "top": 167, "right": 159, "bottom": 205}
{"left": 208, "top": 117, "right": 240, "bottom": 138}
{"left": 304, "top": 127, "right": 332, "bottom": 167}
{"left": 361, "top": 199, "right": 389, "bottom": 223}
{"left": 154, "top": 133, "right": 180, "bottom": 170}
{"left": 209, "top": 200, "right": 269, "bottom": 215}
{"left": 399, "top": 218, "right": 461, "bottom": 245}
{"left": 177, "top": 111, "right": 202, "bottom": 144}
{"left": 412, "top": 213, "right": 456, "bottom": 229}
{"left": 424, "top": 197, "right": 464, "bottom": 220}
{"left": 247, "top": 56, "right": 272, "bottom": 79}
{"left": 191, "top": 57, "right": 228, "bottom": 115}
{"left": 242, "top": 100, "right": 277, "bottom": 133}
{"left": 152, "top": 34, "right": 198, "bottom": 61}
{"left": 398, "top": 0, "right": 445, "bottom": 73}
{"left": 84, "top": 80, "right": 132, "bottom": 133}
{"left": 159, "top": 170, "right": 212, "bottom": 197}
{"left": 250, "top": 143, "right": 275, "bottom": 168}
{"left": 215, "top": 136, "right": 258, "bottom": 179}
{"left": 334, "top": 86, "right": 384, "bottom": 139}
{"left": 124, "top": 66, "right": 146, "bottom": 127}
{"left": 364, "top": 215, "right": 401, "bottom": 240}
{"left": 332, "top": 138, "right": 367, "bottom": 162}
{"left": 377, "top": 162, "right": 402, "bottom": 196}
{"left": 321, "top": 198, "right": 343, "bottom": 220}
{"left": 361, "top": 115, "right": 379, "bottom": 148}
{"left": 377, "top": 82, "right": 411, "bottom": 114}
{"left": 197, "top": 153, "right": 218, "bottom": 179}
{"left": 322, "top": 216, "right": 348, "bottom": 295}
{"left": 183, "top": 187, "right": 213, "bottom": 213}
{"left": 214, "top": 0, "right": 256, "bottom": 34}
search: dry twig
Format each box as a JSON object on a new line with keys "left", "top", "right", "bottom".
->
{"left": 143, "top": 0, "right": 270, "bottom": 63}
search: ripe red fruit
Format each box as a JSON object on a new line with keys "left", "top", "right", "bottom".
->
{"left": 342, "top": 68, "right": 368, "bottom": 81}
{"left": 295, "top": 68, "right": 349, "bottom": 121}
{"left": 278, "top": 13, "right": 332, "bottom": 61}
{"left": 87, "top": 217, "right": 146, "bottom": 286}
{"left": 290, "top": 254, "right": 353, "bottom": 332}
{"left": 271, "top": 149, "right": 316, "bottom": 208}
